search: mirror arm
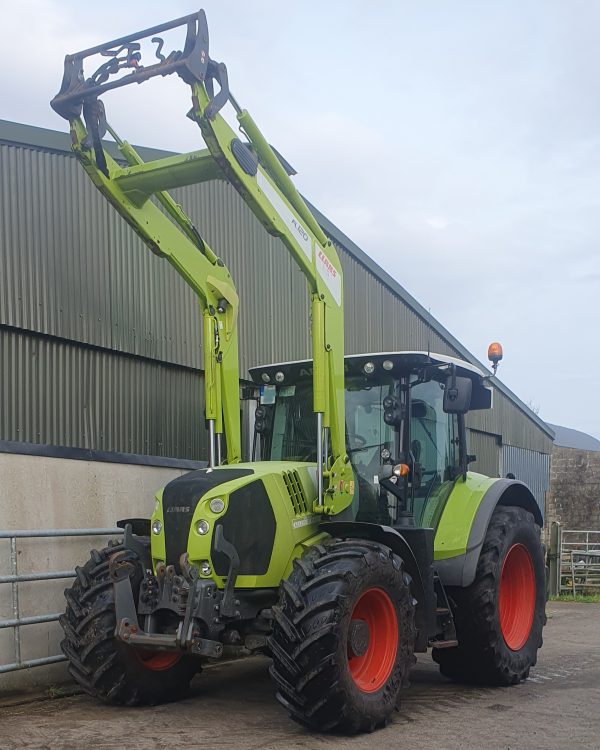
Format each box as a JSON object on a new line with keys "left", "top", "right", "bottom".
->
{"left": 457, "top": 413, "right": 468, "bottom": 479}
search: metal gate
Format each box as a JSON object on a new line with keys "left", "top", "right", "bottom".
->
{"left": 559, "top": 529, "right": 600, "bottom": 596}
{"left": 501, "top": 444, "right": 550, "bottom": 518}
{"left": 0, "top": 528, "right": 122, "bottom": 674}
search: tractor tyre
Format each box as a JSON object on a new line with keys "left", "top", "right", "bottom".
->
{"left": 60, "top": 539, "right": 199, "bottom": 705}
{"left": 433, "top": 505, "right": 546, "bottom": 685}
{"left": 269, "top": 539, "right": 416, "bottom": 733}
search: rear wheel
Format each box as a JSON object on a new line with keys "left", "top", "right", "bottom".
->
{"left": 269, "top": 539, "right": 416, "bottom": 733}
{"left": 60, "top": 540, "right": 199, "bottom": 705}
{"left": 433, "top": 506, "right": 545, "bottom": 685}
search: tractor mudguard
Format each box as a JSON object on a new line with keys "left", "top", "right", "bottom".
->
{"left": 435, "top": 476, "right": 542, "bottom": 588}
{"left": 320, "top": 521, "right": 436, "bottom": 651}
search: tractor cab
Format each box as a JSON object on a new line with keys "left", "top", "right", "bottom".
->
{"left": 249, "top": 352, "right": 492, "bottom": 529}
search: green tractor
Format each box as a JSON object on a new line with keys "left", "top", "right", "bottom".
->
{"left": 51, "top": 11, "right": 545, "bottom": 733}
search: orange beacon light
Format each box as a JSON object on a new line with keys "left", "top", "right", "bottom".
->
{"left": 488, "top": 342, "right": 503, "bottom": 374}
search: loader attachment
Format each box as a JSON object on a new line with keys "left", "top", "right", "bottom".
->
{"left": 51, "top": 10, "right": 216, "bottom": 120}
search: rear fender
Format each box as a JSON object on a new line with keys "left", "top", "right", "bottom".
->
{"left": 435, "top": 476, "right": 542, "bottom": 588}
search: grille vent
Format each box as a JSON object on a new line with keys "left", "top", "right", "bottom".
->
{"left": 282, "top": 470, "right": 309, "bottom": 515}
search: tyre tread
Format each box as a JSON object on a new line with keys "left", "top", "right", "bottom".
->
{"left": 60, "top": 541, "right": 198, "bottom": 705}
{"left": 433, "top": 505, "right": 546, "bottom": 685}
{"left": 270, "top": 539, "right": 416, "bottom": 733}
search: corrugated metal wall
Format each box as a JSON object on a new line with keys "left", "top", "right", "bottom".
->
{"left": 0, "top": 128, "right": 553, "bottom": 461}
{"left": 468, "top": 429, "right": 501, "bottom": 477}
{"left": 0, "top": 327, "right": 206, "bottom": 458}
{"left": 501, "top": 444, "right": 550, "bottom": 517}
{"left": 340, "top": 245, "right": 459, "bottom": 357}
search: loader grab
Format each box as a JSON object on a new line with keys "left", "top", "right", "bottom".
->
{"left": 51, "top": 9, "right": 546, "bottom": 733}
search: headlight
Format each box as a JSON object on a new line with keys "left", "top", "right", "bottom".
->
{"left": 196, "top": 519, "right": 210, "bottom": 535}
{"left": 209, "top": 497, "right": 225, "bottom": 514}
{"left": 274, "top": 371, "right": 285, "bottom": 383}
{"left": 151, "top": 519, "right": 162, "bottom": 535}
{"left": 363, "top": 361, "right": 375, "bottom": 374}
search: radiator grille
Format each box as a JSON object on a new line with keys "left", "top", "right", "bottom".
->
{"left": 282, "top": 470, "right": 309, "bottom": 515}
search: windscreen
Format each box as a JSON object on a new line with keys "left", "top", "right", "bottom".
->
{"left": 266, "top": 378, "right": 395, "bottom": 485}
{"left": 268, "top": 383, "right": 316, "bottom": 462}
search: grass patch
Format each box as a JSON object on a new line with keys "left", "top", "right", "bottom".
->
{"left": 550, "top": 594, "right": 600, "bottom": 603}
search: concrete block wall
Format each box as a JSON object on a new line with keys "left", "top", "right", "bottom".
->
{"left": 0, "top": 452, "right": 186, "bottom": 694}
{"left": 546, "top": 446, "right": 600, "bottom": 533}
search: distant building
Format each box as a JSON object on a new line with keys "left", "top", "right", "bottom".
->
{"left": 547, "top": 423, "right": 600, "bottom": 452}
{"left": 546, "top": 423, "right": 600, "bottom": 534}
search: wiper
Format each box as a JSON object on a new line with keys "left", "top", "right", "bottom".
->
{"left": 347, "top": 443, "right": 384, "bottom": 455}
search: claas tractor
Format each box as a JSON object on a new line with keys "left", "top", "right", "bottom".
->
{"left": 51, "top": 10, "right": 545, "bottom": 733}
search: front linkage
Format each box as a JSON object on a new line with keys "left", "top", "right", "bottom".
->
{"left": 109, "top": 524, "right": 272, "bottom": 661}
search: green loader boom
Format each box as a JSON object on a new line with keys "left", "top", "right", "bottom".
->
{"left": 51, "top": 9, "right": 352, "bottom": 513}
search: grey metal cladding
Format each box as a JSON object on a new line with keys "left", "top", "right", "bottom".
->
{"left": 339, "top": 244, "right": 457, "bottom": 357}
{"left": 501, "top": 444, "right": 550, "bottom": 516}
{"left": 0, "top": 327, "right": 206, "bottom": 459}
{"left": 0, "top": 140, "right": 311, "bottom": 375}
{"left": 467, "top": 391, "right": 552, "bottom": 454}
{"left": 0, "top": 120, "right": 553, "bottom": 458}
{"left": 0, "top": 144, "right": 112, "bottom": 348}
{"left": 468, "top": 429, "right": 501, "bottom": 477}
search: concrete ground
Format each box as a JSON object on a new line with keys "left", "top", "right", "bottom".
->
{"left": 0, "top": 601, "right": 598, "bottom": 750}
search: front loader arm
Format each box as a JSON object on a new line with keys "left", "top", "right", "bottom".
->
{"left": 188, "top": 84, "right": 353, "bottom": 515}
{"left": 57, "top": 114, "right": 242, "bottom": 465}
{"left": 50, "top": 9, "right": 353, "bottom": 513}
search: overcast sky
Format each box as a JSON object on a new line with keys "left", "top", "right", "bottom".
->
{"left": 2, "top": 1, "right": 599, "bottom": 438}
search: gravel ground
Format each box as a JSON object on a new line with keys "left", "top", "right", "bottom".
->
{"left": 0, "top": 601, "right": 598, "bottom": 750}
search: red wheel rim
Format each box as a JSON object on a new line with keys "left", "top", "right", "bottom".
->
{"left": 347, "top": 588, "right": 398, "bottom": 692}
{"left": 137, "top": 650, "right": 181, "bottom": 672}
{"left": 499, "top": 543, "right": 536, "bottom": 651}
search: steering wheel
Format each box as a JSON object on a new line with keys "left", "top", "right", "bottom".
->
{"left": 350, "top": 434, "right": 368, "bottom": 449}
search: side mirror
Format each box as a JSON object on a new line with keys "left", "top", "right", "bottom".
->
{"left": 443, "top": 374, "right": 472, "bottom": 414}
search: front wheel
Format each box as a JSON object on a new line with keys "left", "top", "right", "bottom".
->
{"left": 269, "top": 539, "right": 416, "bottom": 733}
{"left": 60, "top": 540, "right": 199, "bottom": 705}
{"left": 433, "top": 505, "right": 546, "bottom": 685}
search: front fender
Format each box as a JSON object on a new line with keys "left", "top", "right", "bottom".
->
{"left": 320, "top": 521, "right": 435, "bottom": 651}
{"left": 434, "top": 474, "right": 542, "bottom": 588}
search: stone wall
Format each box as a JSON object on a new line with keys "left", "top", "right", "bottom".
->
{"left": 546, "top": 446, "right": 600, "bottom": 534}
